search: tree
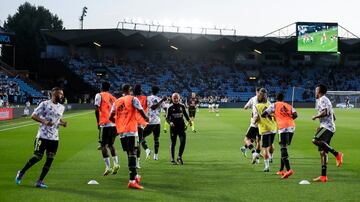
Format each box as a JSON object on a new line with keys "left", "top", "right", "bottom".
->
{"left": 2, "top": 2, "right": 64, "bottom": 71}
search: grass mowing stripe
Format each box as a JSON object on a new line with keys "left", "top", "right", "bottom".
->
{"left": 0, "top": 110, "right": 92, "bottom": 128}
{"left": 0, "top": 111, "right": 93, "bottom": 132}
{"left": 1, "top": 108, "right": 360, "bottom": 202}
{"left": 0, "top": 120, "right": 34, "bottom": 128}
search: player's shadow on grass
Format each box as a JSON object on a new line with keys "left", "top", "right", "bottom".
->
{"left": 142, "top": 182, "right": 225, "bottom": 201}
{"left": 143, "top": 182, "right": 185, "bottom": 191}
{"left": 46, "top": 186, "right": 147, "bottom": 200}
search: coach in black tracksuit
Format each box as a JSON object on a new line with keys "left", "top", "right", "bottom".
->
{"left": 167, "top": 93, "right": 192, "bottom": 165}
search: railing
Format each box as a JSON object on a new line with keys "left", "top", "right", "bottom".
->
{"left": 0, "top": 59, "right": 42, "bottom": 92}
{"left": 0, "top": 58, "right": 14, "bottom": 70}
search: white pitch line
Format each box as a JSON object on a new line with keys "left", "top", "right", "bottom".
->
{"left": 0, "top": 119, "right": 33, "bottom": 128}
{"left": 0, "top": 111, "right": 93, "bottom": 132}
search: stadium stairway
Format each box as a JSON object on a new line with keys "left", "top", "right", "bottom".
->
{"left": 12, "top": 77, "right": 42, "bottom": 97}
{"left": 39, "top": 59, "right": 97, "bottom": 102}
{"left": 0, "top": 59, "right": 43, "bottom": 98}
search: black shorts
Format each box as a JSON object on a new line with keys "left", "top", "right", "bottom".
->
{"left": 245, "top": 127, "right": 260, "bottom": 141}
{"left": 143, "top": 124, "right": 161, "bottom": 138}
{"left": 189, "top": 108, "right": 196, "bottom": 118}
{"left": 262, "top": 133, "right": 276, "bottom": 148}
{"left": 163, "top": 108, "right": 168, "bottom": 117}
{"left": 314, "top": 127, "right": 334, "bottom": 151}
{"left": 99, "top": 126, "right": 117, "bottom": 146}
{"left": 120, "top": 136, "right": 139, "bottom": 152}
{"left": 34, "top": 138, "right": 59, "bottom": 156}
{"left": 279, "top": 132, "right": 294, "bottom": 146}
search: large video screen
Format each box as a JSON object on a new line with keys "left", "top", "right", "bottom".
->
{"left": 297, "top": 22, "right": 338, "bottom": 52}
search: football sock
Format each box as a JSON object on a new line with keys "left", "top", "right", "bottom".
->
{"left": 154, "top": 136, "right": 160, "bottom": 154}
{"left": 321, "top": 165, "right": 327, "bottom": 176}
{"left": 104, "top": 157, "right": 111, "bottom": 169}
{"left": 128, "top": 154, "right": 137, "bottom": 181}
{"left": 21, "top": 155, "right": 42, "bottom": 174}
{"left": 281, "top": 147, "right": 291, "bottom": 170}
{"left": 112, "top": 156, "right": 119, "bottom": 165}
{"left": 39, "top": 157, "right": 54, "bottom": 181}
{"left": 318, "top": 141, "right": 338, "bottom": 157}
{"left": 264, "top": 159, "right": 270, "bottom": 168}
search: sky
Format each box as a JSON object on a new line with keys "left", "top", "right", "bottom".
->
{"left": 0, "top": 0, "right": 359, "bottom": 36}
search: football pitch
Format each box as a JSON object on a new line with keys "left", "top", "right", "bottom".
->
{"left": 298, "top": 28, "right": 338, "bottom": 52}
{"left": 0, "top": 108, "right": 359, "bottom": 202}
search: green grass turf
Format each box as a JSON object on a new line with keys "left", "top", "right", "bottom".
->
{"left": 298, "top": 28, "right": 338, "bottom": 52}
{"left": 0, "top": 108, "right": 360, "bottom": 202}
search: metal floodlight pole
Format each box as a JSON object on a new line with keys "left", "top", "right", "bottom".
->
{"left": 79, "top": 6, "right": 88, "bottom": 29}
{"left": 291, "top": 86, "right": 295, "bottom": 107}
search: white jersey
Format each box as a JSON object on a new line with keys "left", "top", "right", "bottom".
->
{"left": 163, "top": 102, "right": 170, "bottom": 109}
{"left": 25, "top": 101, "right": 31, "bottom": 108}
{"left": 246, "top": 96, "right": 259, "bottom": 128}
{"left": 163, "top": 102, "right": 170, "bottom": 115}
{"left": 94, "top": 93, "right": 115, "bottom": 127}
{"left": 316, "top": 95, "right": 336, "bottom": 132}
{"left": 33, "top": 100, "right": 65, "bottom": 141}
{"left": 147, "top": 95, "right": 164, "bottom": 125}
{"left": 94, "top": 93, "right": 102, "bottom": 107}
{"left": 244, "top": 96, "right": 258, "bottom": 109}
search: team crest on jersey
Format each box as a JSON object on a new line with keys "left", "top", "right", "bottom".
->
{"left": 280, "top": 106, "right": 290, "bottom": 116}
{"left": 118, "top": 103, "right": 125, "bottom": 111}
{"left": 109, "top": 98, "right": 114, "bottom": 105}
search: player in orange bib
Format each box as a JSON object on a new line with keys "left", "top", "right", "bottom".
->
{"left": 95, "top": 82, "right": 119, "bottom": 176}
{"left": 109, "top": 84, "right": 148, "bottom": 190}
{"left": 133, "top": 84, "right": 149, "bottom": 168}
{"left": 262, "top": 92, "right": 298, "bottom": 179}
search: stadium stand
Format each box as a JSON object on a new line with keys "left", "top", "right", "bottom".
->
{"left": 37, "top": 28, "right": 360, "bottom": 103}
{"left": 61, "top": 56, "right": 360, "bottom": 102}
{"left": 0, "top": 70, "right": 43, "bottom": 105}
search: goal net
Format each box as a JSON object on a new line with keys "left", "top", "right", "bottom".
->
{"left": 327, "top": 91, "right": 360, "bottom": 108}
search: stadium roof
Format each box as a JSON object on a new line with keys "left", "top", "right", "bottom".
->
{"left": 41, "top": 28, "right": 360, "bottom": 53}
